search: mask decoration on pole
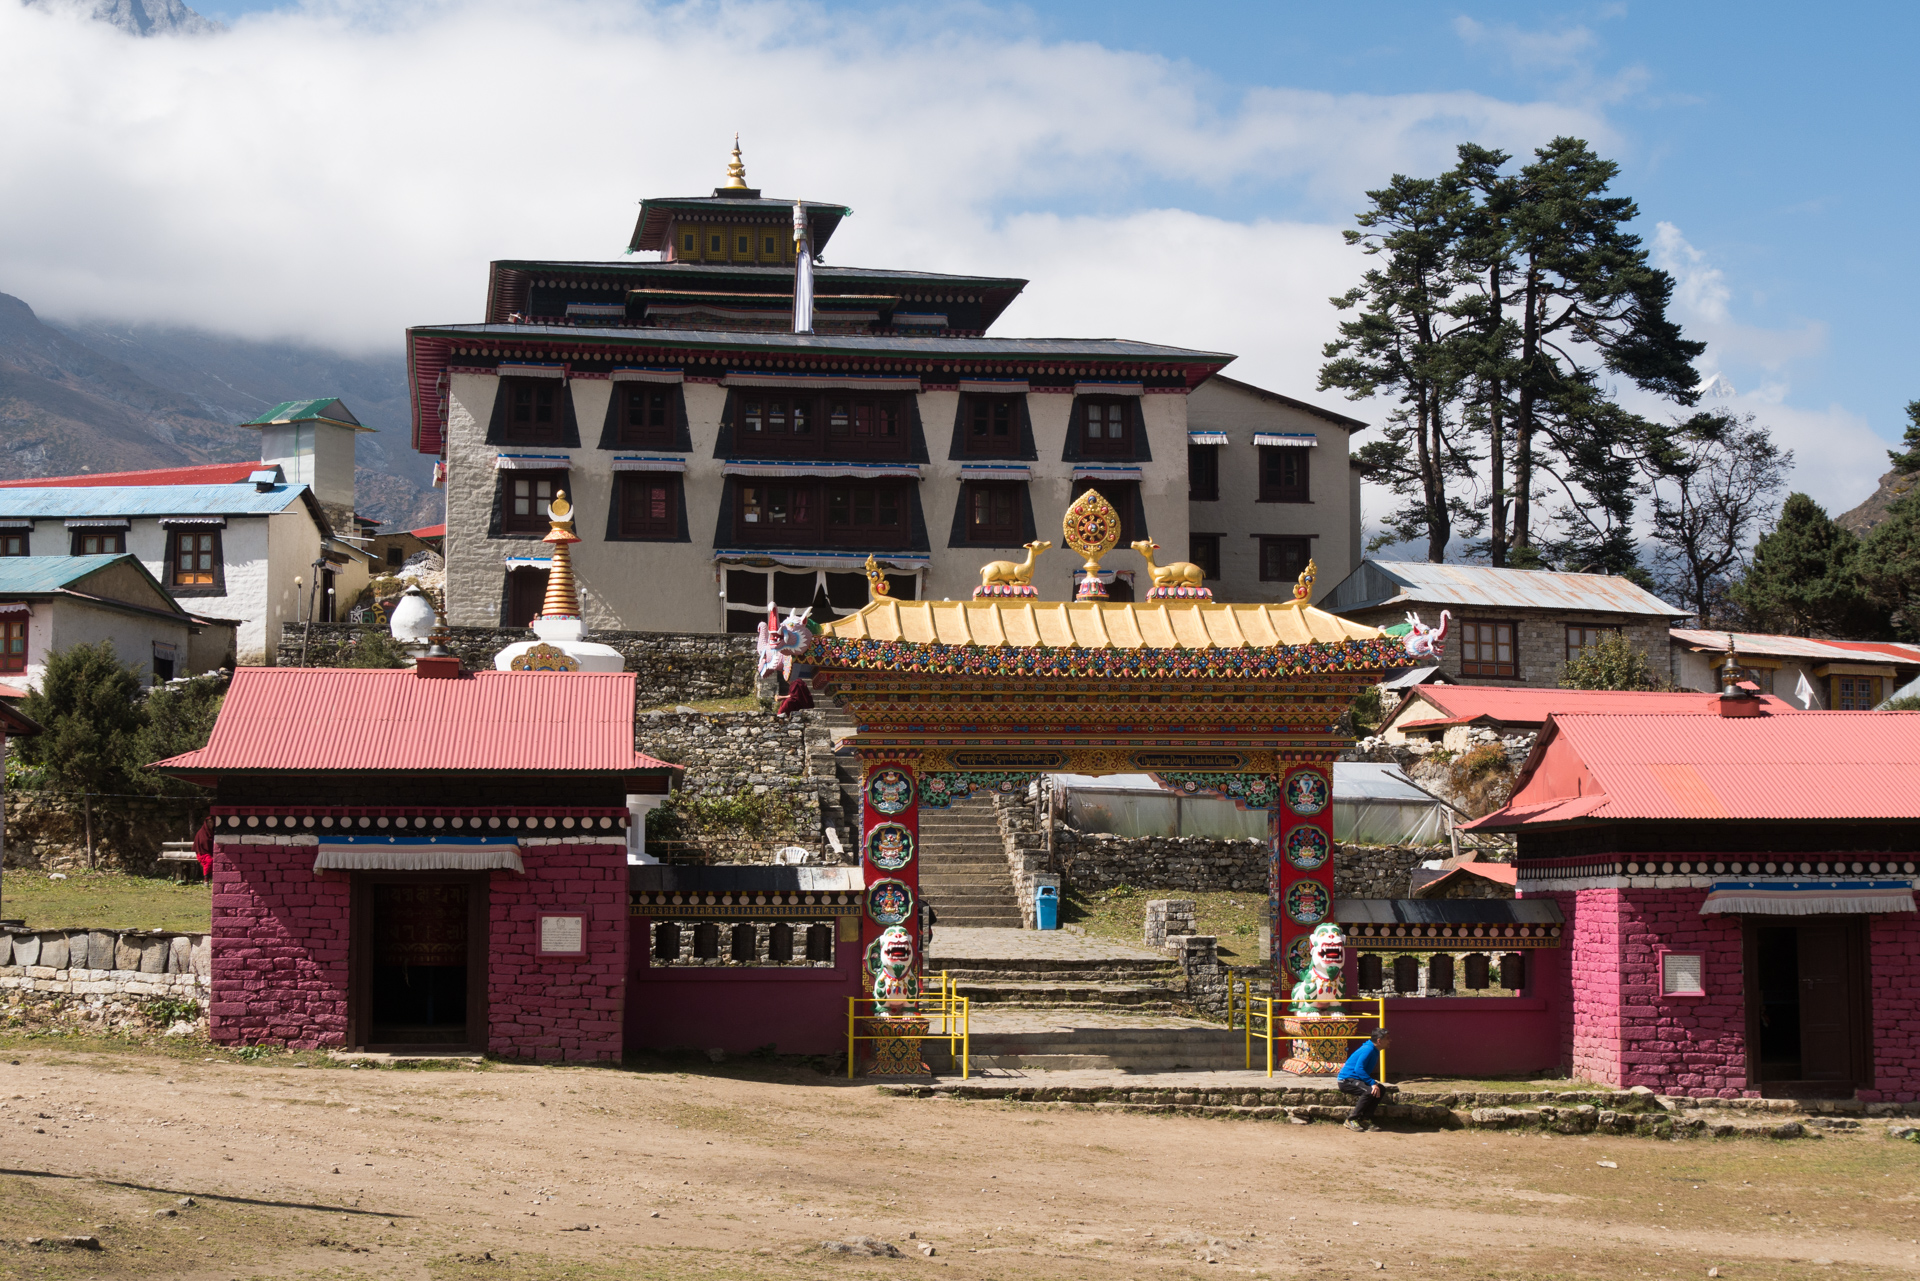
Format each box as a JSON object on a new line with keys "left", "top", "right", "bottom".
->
{"left": 872, "top": 925, "right": 922, "bottom": 1016}
{"left": 1289, "top": 922, "right": 1346, "bottom": 1015}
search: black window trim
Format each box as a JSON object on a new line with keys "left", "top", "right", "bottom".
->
{"left": 948, "top": 478, "right": 1037, "bottom": 548}
{"left": 489, "top": 468, "right": 572, "bottom": 539}
{"left": 949, "top": 391, "right": 1038, "bottom": 461}
{"left": 597, "top": 377, "right": 693, "bottom": 452}
{"left": 1253, "top": 533, "right": 1316, "bottom": 583}
{"left": 1061, "top": 394, "right": 1152, "bottom": 463}
{"left": 714, "top": 476, "right": 930, "bottom": 554}
{"left": 606, "top": 471, "right": 692, "bottom": 543}
{"left": 162, "top": 525, "right": 227, "bottom": 596}
{"left": 1257, "top": 443, "right": 1312, "bottom": 503}
{"left": 486, "top": 373, "right": 582, "bottom": 448}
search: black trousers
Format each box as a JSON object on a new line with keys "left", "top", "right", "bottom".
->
{"left": 1338, "top": 1078, "right": 1380, "bottom": 1121}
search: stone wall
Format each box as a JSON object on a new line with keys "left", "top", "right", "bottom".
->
{"left": 212, "top": 837, "right": 351, "bottom": 1049}
{"left": 3, "top": 793, "right": 208, "bottom": 874}
{"left": 638, "top": 710, "right": 839, "bottom": 863}
{"left": 0, "top": 929, "right": 208, "bottom": 1006}
{"left": 992, "top": 793, "right": 1051, "bottom": 929}
{"left": 1344, "top": 606, "right": 1674, "bottom": 689}
{"left": 1056, "top": 826, "right": 1432, "bottom": 901}
{"left": 276, "top": 622, "right": 758, "bottom": 708}
{"left": 1867, "top": 913, "right": 1920, "bottom": 1104}
{"left": 486, "top": 842, "right": 629, "bottom": 1062}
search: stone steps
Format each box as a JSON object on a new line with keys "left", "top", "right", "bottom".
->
{"left": 917, "top": 796, "right": 1021, "bottom": 927}
{"left": 929, "top": 1027, "right": 1249, "bottom": 1071}
{"left": 954, "top": 981, "right": 1186, "bottom": 1007}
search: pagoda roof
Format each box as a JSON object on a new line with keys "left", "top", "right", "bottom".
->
{"left": 413, "top": 322, "right": 1230, "bottom": 366}
{"left": 628, "top": 196, "right": 851, "bottom": 255}
{"left": 818, "top": 599, "right": 1381, "bottom": 650}
{"left": 496, "top": 259, "right": 1028, "bottom": 290}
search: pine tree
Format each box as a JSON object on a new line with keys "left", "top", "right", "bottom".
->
{"left": 1859, "top": 492, "right": 1920, "bottom": 640}
{"left": 15, "top": 642, "right": 146, "bottom": 799}
{"left": 1731, "top": 494, "right": 1888, "bottom": 637}
{"left": 1890, "top": 400, "right": 1920, "bottom": 472}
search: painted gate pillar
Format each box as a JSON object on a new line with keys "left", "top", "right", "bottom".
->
{"left": 859, "top": 756, "right": 922, "bottom": 999}
{"left": 1273, "top": 763, "right": 1335, "bottom": 991}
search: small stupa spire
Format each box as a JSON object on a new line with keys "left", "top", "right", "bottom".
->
{"left": 539, "top": 491, "right": 583, "bottom": 619}
{"left": 722, "top": 134, "right": 749, "bottom": 190}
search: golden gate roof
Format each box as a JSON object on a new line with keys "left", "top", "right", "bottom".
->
{"left": 819, "top": 599, "right": 1385, "bottom": 649}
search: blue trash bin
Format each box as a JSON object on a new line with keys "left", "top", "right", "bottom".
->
{"left": 1034, "top": 884, "right": 1060, "bottom": 930}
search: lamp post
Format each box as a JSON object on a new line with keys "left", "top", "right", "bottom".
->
{"left": 300, "top": 556, "right": 327, "bottom": 666}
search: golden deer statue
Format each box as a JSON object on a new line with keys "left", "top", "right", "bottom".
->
{"left": 1131, "top": 540, "right": 1204, "bottom": 589}
{"left": 979, "top": 540, "right": 1051, "bottom": 587}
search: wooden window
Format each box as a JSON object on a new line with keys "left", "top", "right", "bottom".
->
{"left": 1835, "top": 676, "right": 1880, "bottom": 709}
{"left": 618, "top": 385, "right": 676, "bottom": 447}
{"left": 963, "top": 481, "right": 1022, "bottom": 545}
{"left": 1068, "top": 479, "right": 1137, "bottom": 544}
{"left": 826, "top": 397, "right": 899, "bottom": 443}
{"left": 762, "top": 235, "right": 778, "bottom": 256}
{"left": 1460, "top": 619, "right": 1518, "bottom": 678}
{"left": 506, "top": 568, "right": 548, "bottom": 628}
{"left": 1078, "top": 399, "right": 1133, "bottom": 457}
{"left": 1189, "top": 443, "right": 1219, "bottom": 501}
{"left": 502, "top": 377, "right": 564, "bottom": 443}
{"left": 709, "top": 233, "right": 723, "bottom": 253}
{"left": 1257, "top": 535, "right": 1311, "bottom": 583}
{"left": 735, "top": 393, "right": 907, "bottom": 458}
{"left": 1259, "top": 446, "right": 1310, "bottom": 502}
{"left": 617, "top": 474, "right": 679, "bottom": 540}
{"left": 169, "top": 529, "right": 221, "bottom": 588}
{"left": 1189, "top": 533, "right": 1221, "bottom": 581}
{"left": 736, "top": 234, "right": 751, "bottom": 255}
{"left": 0, "top": 618, "right": 23, "bottom": 673}
{"left": 502, "top": 471, "right": 565, "bottom": 534}
{"left": 680, "top": 232, "right": 697, "bottom": 254}
{"left": 1565, "top": 624, "right": 1620, "bottom": 662}
{"left": 0, "top": 532, "right": 27, "bottom": 556}
{"left": 739, "top": 395, "right": 814, "bottom": 443}
{"left": 71, "top": 529, "right": 125, "bottom": 555}
{"left": 735, "top": 481, "right": 906, "bottom": 547}
{"left": 964, "top": 395, "right": 1019, "bottom": 455}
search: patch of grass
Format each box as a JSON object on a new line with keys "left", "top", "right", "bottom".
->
{"left": 1062, "top": 886, "right": 1267, "bottom": 958}
{"left": 0, "top": 870, "right": 210, "bottom": 933}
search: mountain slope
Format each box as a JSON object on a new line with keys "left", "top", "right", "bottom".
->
{"left": 22, "top": 0, "right": 222, "bottom": 36}
{"left": 0, "top": 292, "right": 438, "bottom": 529}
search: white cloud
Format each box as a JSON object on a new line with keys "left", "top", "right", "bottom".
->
{"left": 1652, "top": 221, "right": 1825, "bottom": 371}
{"left": 0, "top": 0, "right": 1610, "bottom": 362}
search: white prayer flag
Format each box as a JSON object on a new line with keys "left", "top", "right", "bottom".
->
{"left": 1795, "top": 671, "right": 1817, "bottom": 709}
{"left": 792, "top": 202, "right": 814, "bottom": 335}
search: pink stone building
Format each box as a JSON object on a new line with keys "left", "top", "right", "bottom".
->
{"left": 1469, "top": 696, "right": 1920, "bottom": 1099}
{"left": 155, "top": 665, "right": 677, "bottom": 1060}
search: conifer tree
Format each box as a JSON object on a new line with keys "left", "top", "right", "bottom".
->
{"left": 1731, "top": 494, "right": 1888, "bottom": 637}
{"left": 1859, "top": 493, "right": 1920, "bottom": 641}
{"left": 1890, "top": 400, "right": 1920, "bottom": 472}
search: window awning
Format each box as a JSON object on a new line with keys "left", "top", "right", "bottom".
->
{"left": 722, "top": 372, "right": 922, "bottom": 392}
{"left": 610, "top": 368, "right": 685, "bottom": 384}
{"left": 1253, "top": 433, "right": 1317, "bottom": 447}
{"left": 64, "top": 518, "right": 131, "bottom": 529}
{"left": 722, "top": 462, "right": 922, "bottom": 479}
{"left": 314, "top": 840, "right": 525, "bottom": 874}
{"left": 1071, "top": 465, "right": 1143, "bottom": 480}
{"left": 611, "top": 456, "right": 688, "bottom": 473}
{"left": 1701, "top": 880, "right": 1916, "bottom": 915}
{"left": 959, "top": 463, "right": 1031, "bottom": 479}
{"left": 1188, "top": 431, "right": 1229, "bottom": 445}
{"left": 494, "top": 453, "right": 572, "bottom": 471}
{"left": 497, "top": 362, "right": 567, "bottom": 381}
{"left": 1073, "top": 381, "right": 1144, "bottom": 397}
{"left": 159, "top": 516, "right": 226, "bottom": 528}
{"left": 0, "top": 602, "right": 30, "bottom": 618}
{"left": 958, "top": 379, "right": 1029, "bottom": 394}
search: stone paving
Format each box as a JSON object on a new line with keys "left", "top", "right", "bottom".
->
{"left": 936, "top": 1065, "right": 1322, "bottom": 1086}
{"left": 928, "top": 925, "right": 1165, "bottom": 963}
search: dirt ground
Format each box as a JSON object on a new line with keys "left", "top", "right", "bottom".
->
{"left": 1, "top": 1045, "right": 1918, "bottom": 1281}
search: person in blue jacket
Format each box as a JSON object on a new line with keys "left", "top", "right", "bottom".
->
{"left": 1338, "top": 1028, "right": 1391, "bottom": 1131}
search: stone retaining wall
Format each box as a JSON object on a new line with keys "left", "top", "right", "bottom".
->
{"left": 3, "top": 794, "right": 207, "bottom": 874}
{"left": 639, "top": 710, "right": 838, "bottom": 863}
{"left": 0, "top": 929, "right": 210, "bottom": 1004}
{"left": 276, "top": 622, "right": 758, "bottom": 708}
{"left": 1056, "top": 827, "right": 1434, "bottom": 900}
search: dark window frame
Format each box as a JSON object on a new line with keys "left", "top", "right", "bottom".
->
{"left": 165, "top": 527, "right": 226, "bottom": 595}
{"left": 1256, "top": 535, "right": 1312, "bottom": 583}
{"left": 612, "top": 472, "right": 688, "bottom": 542}
{"left": 1188, "top": 443, "right": 1220, "bottom": 501}
{"left": 486, "top": 375, "right": 581, "bottom": 448}
{"left": 963, "top": 480, "right": 1023, "bottom": 546}
{"left": 732, "top": 478, "right": 912, "bottom": 549}
{"left": 606, "top": 382, "right": 688, "bottom": 451}
{"left": 1258, "top": 445, "right": 1311, "bottom": 502}
{"left": 1067, "top": 478, "right": 1143, "bottom": 545}
{"left": 963, "top": 394, "right": 1021, "bottom": 457}
{"left": 70, "top": 528, "right": 126, "bottom": 556}
{"left": 1189, "top": 533, "right": 1222, "bottom": 581}
{"left": 0, "top": 530, "right": 29, "bottom": 557}
{"left": 503, "top": 567, "right": 550, "bottom": 628}
{"left": 729, "top": 391, "right": 912, "bottom": 460}
{"left": 1459, "top": 618, "right": 1520, "bottom": 679}
{"left": 1564, "top": 623, "right": 1621, "bottom": 663}
{"left": 494, "top": 470, "right": 569, "bottom": 537}
{"left": 1077, "top": 397, "right": 1135, "bottom": 458}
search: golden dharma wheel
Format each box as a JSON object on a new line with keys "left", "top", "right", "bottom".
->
{"left": 1062, "top": 488, "right": 1121, "bottom": 571}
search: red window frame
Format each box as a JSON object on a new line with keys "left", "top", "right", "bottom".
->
{"left": 618, "top": 473, "right": 679, "bottom": 540}
{"left": 964, "top": 395, "right": 1020, "bottom": 456}
{"left": 1460, "top": 619, "right": 1518, "bottom": 678}
{"left": 502, "top": 471, "right": 566, "bottom": 534}
{"left": 1078, "top": 398, "right": 1133, "bottom": 457}
{"left": 0, "top": 617, "right": 24, "bottom": 673}
{"left": 1258, "top": 446, "right": 1310, "bottom": 502}
{"left": 963, "top": 481, "right": 1022, "bottom": 545}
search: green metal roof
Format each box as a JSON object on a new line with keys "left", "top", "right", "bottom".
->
{"left": 0, "top": 554, "right": 130, "bottom": 594}
{"left": 239, "top": 398, "right": 371, "bottom": 431}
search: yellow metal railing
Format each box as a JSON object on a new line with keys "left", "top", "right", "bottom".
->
{"left": 1238, "top": 991, "right": 1385, "bottom": 1080}
{"left": 846, "top": 972, "right": 970, "bottom": 1079}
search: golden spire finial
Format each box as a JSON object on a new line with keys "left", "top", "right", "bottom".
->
{"left": 864, "top": 553, "right": 891, "bottom": 601}
{"left": 723, "top": 134, "right": 749, "bottom": 190}
{"left": 538, "top": 490, "right": 583, "bottom": 620}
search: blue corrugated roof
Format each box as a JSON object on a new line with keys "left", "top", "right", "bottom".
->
{"left": 0, "top": 483, "right": 310, "bottom": 520}
{"left": 0, "top": 555, "right": 129, "bottom": 593}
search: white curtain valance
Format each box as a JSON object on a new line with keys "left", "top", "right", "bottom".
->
{"left": 497, "top": 363, "right": 567, "bottom": 381}
{"left": 494, "top": 453, "right": 572, "bottom": 471}
{"left": 958, "top": 379, "right": 1029, "bottom": 394}
{"left": 611, "top": 457, "right": 688, "bottom": 473}
{"left": 1701, "top": 880, "right": 1916, "bottom": 915}
{"left": 1189, "top": 431, "right": 1230, "bottom": 446}
{"left": 722, "top": 372, "right": 922, "bottom": 392}
{"left": 1253, "top": 433, "right": 1318, "bottom": 448}
{"left": 723, "top": 462, "right": 922, "bottom": 479}
{"left": 0, "top": 520, "right": 32, "bottom": 530}
{"left": 714, "top": 550, "right": 930, "bottom": 571}
{"left": 64, "top": 518, "right": 131, "bottom": 529}
{"left": 314, "top": 843, "right": 524, "bottom": 873}
{"left": 0, "top": 602, "right": 30, "bottom": 618}
{"left": 610, "top": 368, "right": 686, "bottom": 384}
{"left": 1071, "top": 465, "right": 1144, "bottom": 481}
{"left": 1074, "top": 382, "right": 1144, "bottom": 397}
{"left": 959, "top": 463, "right": 1031, "bottom": 479}
{"left": 159, "top": 516, "right": 227, "bottom": 528}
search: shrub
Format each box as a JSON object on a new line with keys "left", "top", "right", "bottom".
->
{"left": 1446, "top": 743, "right": 1517, "bottom": 818}
{"left": 1559, "top": 632, "right": 1673, "bottom": 690}
{"left": 341, "top": 625, "right": 413, "bottom": 669}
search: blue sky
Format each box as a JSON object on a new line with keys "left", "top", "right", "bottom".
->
{"left": 6, "top": 0, "right": 1912, "bottom": 522}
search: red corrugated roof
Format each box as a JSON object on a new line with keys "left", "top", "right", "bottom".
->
{"left": 1388, "top": 686, "right": 1797, "bottom": 733}
{"left": 0, "top": 462, "right": 265, "bottom": 489}
{"left": 153, "top": 668, "right": 676, "bottom": 775}
{"left": 0, "top": 681, "right": 28, "bottom": 700}
{"left": 1468, "top": 711, "right": 1920, "bottom": 827}
{"left": 410, "top": 524, "right": 446, "bottom": 539}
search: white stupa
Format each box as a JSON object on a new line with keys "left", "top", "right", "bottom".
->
{"left": 493, "top": 491, "right": 625, "bottom": 673}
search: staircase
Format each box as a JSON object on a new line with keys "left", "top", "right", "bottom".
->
{"left": 916, "top": 795, "right": 1022, "bottom": 928}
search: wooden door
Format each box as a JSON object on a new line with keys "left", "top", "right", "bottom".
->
{"left": 1796, "top": 920, "right": 1868, "bottom": 1086}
